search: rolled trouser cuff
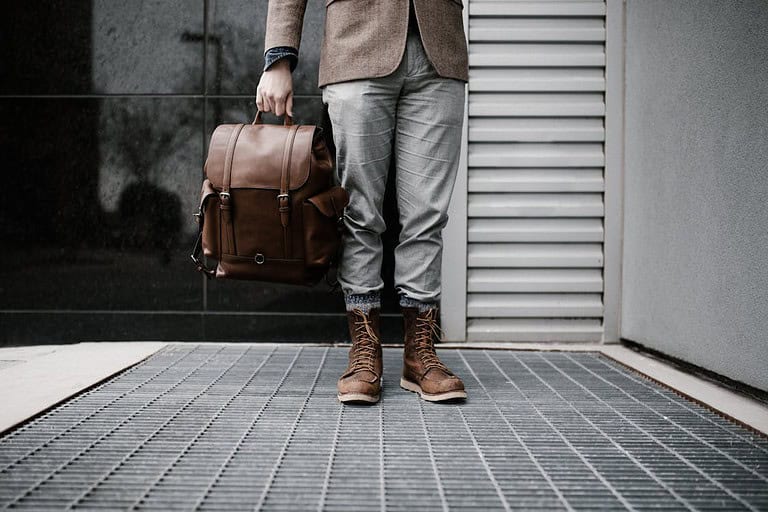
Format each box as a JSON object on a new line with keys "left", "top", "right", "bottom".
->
{"left": 399, "top": 294, "right": 438, "bottom": 312}
{"left": 344, "top": 291, "right": 382, "bottom": 313}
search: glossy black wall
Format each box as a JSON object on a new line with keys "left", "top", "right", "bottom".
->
{"left": 0, "top": 0, "right": 403, "bottom": 344}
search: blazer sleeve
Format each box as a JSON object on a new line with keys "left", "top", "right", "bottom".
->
{"left": 264, "top": 0, "right": 308, "bottom": 51}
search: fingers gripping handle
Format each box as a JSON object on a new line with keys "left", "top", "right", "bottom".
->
{"left": 253, "top": 110, "right": 293, "bottom": 126}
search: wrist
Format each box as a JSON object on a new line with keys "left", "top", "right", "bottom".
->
{"left": 267, "top": 59, "right": 291, "bottom": 73}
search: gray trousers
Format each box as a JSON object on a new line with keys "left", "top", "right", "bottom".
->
{"left": 321, "top": 24, "right": 465, "bottom": 304}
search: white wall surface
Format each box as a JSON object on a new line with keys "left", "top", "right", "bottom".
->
{"left": 621, "top": 0, "right": 768, "bottom": 391}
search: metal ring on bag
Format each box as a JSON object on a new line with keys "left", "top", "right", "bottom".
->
{"left": 254, "top": 253, "right": 265, "bottom": 264}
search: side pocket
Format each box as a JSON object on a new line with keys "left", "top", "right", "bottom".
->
{"left": 303, "top": 186, "right": 349, "bottom": 267}
{"left": 199, "top": 179, "right": 220, "bottom": 259}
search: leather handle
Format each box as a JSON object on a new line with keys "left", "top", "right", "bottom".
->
{"left": 253, "top": 110, "right": 293, "bottom": 126}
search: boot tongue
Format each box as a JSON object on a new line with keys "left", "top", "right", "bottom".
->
{"left": 354, "top": 369, "right": 378, "bottom": 383}
{"left": 342, "top": 366, "right": 378, "bottom": 382}
{"left": 423, "top": 367, "right": 451, "bottom": 380}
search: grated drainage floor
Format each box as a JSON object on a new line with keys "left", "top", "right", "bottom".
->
{"left": 0, "top": 345, "right": 767, "bottom": 511}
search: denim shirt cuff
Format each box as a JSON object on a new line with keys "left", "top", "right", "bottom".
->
{"left": 263, "top": 46, "right": 299, "bottom": 73}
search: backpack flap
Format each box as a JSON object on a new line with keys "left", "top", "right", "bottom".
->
{"left": 204, "top": 123, "right": 317, "bottom": 191}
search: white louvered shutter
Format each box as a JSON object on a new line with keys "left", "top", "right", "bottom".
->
{"left": 466, "top": 0, "right": 607, "bottom": 342}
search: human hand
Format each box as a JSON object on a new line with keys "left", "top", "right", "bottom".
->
{"left": 256, "top": 59, "right": 294, "bottom": 117}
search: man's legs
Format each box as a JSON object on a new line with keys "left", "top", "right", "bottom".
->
{"left": 322, "top": 60, "right": 404, "bottom": 403}
{"left": 393, "top": 27, "right": 467, "bottom": 402}
{"left": 393, "top": 30, "right": 465, "bottom": 310}
{"left": 322, "top": 74, "right": 402, "bottom": 312}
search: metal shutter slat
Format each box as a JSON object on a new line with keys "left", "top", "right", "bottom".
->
{"left": 467, "top": 318, "right": 604, "bottom": 342}
{"left": 468, "top": 218, "right": 604, "bottom": 242}
{"left": 468, "top": 268, "right": 603, "bottom": 292}
{"left": 468, "top": 169, "right": 604, "bottom": 192}
{"left": 467, "top": 293, "right": 604, "bottom": 317}
{"left": 468, "top": 243, "right": 604, "bottom": 267}
{"left": 469, "top": 117, "right": 605, "bottom": 142}
{"left": 470, "top": 68, "right": 606, "bottom": 92}
{"left": 469, "top": 142, "right": 605, "bottom": 167}
{"left": 468, "top": 193, "right": 604, "bottom": 217}
{"left": 470, "top": 2, "right": 606, "bottom": 17}
{"left": 470, "top": 18, "right": 605, "bottom": 42}
{"left": 469, "top": 93, "right": 605, "bottom": 117}
{"left": 470, "top": 43, "right": 605, "bottom": 67}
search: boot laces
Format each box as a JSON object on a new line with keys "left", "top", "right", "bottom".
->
{"left": 348, "top": 309, "right": 379, "bottom": 374}
{"left": 414, "top": 309, "right": 451, "bottom": 375}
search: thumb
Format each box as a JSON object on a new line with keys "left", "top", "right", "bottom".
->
{"left": 286, "top": 93, "right": 294, "bottom": 118}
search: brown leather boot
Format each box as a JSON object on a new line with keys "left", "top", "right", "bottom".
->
{"left": 400, "top": 306, "right": 467, "bottom": 402}
{"left": 337, "top": 308, "right": 383, "bottom": 404}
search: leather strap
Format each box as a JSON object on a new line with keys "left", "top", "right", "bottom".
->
{"left": 190, "top": 231, "right": 215, "bottom": 278}
{"left": 191, "top": 179, "right": 219, "bottom": 278}
{"left": 220, "top": 123, "right": 245, "bottom": 255}
{"left": 278, "top": 124, "right": 300, "bottom": 257}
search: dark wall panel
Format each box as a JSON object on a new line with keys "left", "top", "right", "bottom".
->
{"left": 0, "top": 97, "right": 203, "bottom": 312}
{"left": 1, "top": 0, "right": 205, "bottom": 95}
{"left": 1, "top": 1, "right": 94, "bottom": 94}
{"left": 0, "top": 1, "right": 404, "bottom": 345}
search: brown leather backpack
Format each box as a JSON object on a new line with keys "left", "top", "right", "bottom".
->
{"left": 191, "top": 112, "right": 348, "bottom": 286}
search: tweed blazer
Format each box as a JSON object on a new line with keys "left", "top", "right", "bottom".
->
{"left": 264, "top": 0, "right": 469, "bottom": 87}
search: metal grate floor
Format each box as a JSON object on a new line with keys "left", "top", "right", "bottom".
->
{"left": 1, "top": 345, "right": 767, "bottom": 511}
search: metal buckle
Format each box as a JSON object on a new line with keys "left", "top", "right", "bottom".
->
{"left": 219, "top": 191, "right": 230, "bottom": 200}
{"left": 277, "top": 193, "right": 289, "bottom": 200}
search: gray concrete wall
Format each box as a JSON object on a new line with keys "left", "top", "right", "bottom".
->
{"left": 621, "top": 0, "right": 768, "bottom": 391}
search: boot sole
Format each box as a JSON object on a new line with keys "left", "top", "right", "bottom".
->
{"left": 337, "top": 392, "right": 380, "bottom": 404}
{"left": 337, "top": 377, "right": 382, "bottom": 404}
{"left": 400, "top": 377, "right": 468, "bottom": 402}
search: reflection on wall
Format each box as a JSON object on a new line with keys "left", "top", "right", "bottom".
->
{"left": 97, "top": 98, "right": 200, "bottom": 239}
{"left": 93, "top": 1, "right": 204, "bottom": 238}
